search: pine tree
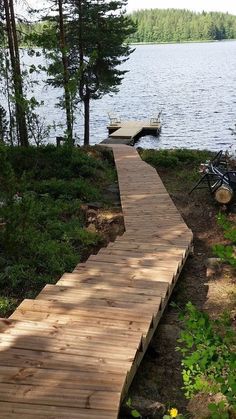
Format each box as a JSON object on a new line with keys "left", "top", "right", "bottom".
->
{"left": 32, "top": 0, "right": 135, "bottom": 146}
{"left": 3, "top": 0, "right": 29, "bottom": 146}
{"left": 67, "top": 0, "right": 135, "bottom": 145}
{"left": 58, "top": 0, "right": 73, "bottom": 144}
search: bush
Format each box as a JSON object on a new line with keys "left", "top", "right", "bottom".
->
{"left": 0, "top": 297, "right": 16, "bottom": 317}
{"left": 32, "top": 178, "right": 100, "bottom": 200}
{"left": 177, "top": 302, "right": 236, "bottom": 417}
{"left": 213, "top": 213, "right": 236, "bottom": 268}
{"left": 6, "top": 144, "right": 114, "bottom": 181}
{"left": 0, "top": 144, "right": 114, "bottom": 315}
{"left": 140, "top": 149, "right": 213, "bottom": 169}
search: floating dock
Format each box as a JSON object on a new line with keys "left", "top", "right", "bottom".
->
{"left": 101, "top": 119, "right": 161, "bottom": 145}
{"left": 0, "top": 145, "right": 192, "bottom": 418}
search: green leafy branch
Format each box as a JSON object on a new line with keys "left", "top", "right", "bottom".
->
{"left": 177, "top": 303, "right": 236, "bottom": 414}
{"left": 213, "top": 213, "right": 236, "bottom": 268}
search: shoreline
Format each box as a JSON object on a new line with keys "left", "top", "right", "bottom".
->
{"left": 129, "top": 38, "right": 236, "bottom": 46}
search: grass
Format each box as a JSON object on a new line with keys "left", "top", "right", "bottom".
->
{"left": 0, "top": 144, "right": 116, "bottom": 317}
{"left": 139, "top": 148, "right": 214, "bottom": 193}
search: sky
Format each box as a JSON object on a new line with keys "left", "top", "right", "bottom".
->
{"left": 126, "top": 0, "right": 236, "bottom": 15}
{"left": 19, "top": 0, "right": 236, "bottom": 17}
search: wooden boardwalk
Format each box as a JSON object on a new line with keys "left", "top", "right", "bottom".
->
{"left": 0, "top": 145, "right": 192, "bottom": 418}
{"left": 101, "top": 120, "right": 161, "bottom": 145}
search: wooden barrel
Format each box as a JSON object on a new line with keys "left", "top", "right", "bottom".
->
{"left": 214, "top": 185, "right": 234, "bottom": 204}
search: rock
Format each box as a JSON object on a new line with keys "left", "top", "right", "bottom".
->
{"left": 107, "top": 214, "right": 123, "bottom": 224}
{"left": 205, "top": 257, "right": 221, "bottom": 268}
{"left": 105, "top": 184, "right": 119, "bottom": 194}
{"left": 120, "top": 396, "right": 165, "bottom": 419}
{"left": 13, "top": 193, "right": 22, "bottom": 203}
{"left": 131, "top": 396, "right": 165, "bottom": 419}
{"left": 86, "top": 209, "right": 97, "bottom": 223}
{"left": 205, "top": 257, "right": 222, "bottom": 278}
{"left": 86, "top": 202, "right": 103, "bottom": 209}
{"left": 86, "top": 223, "right": 97, "bottom": 233}
{"left": 80, "top": 204, "right": 88, "bottom": 213}
{"left": 188, "top": 392, "right": 227, "bottom": 419}
{"left": 97, "top": 212, "right": 123, "bottom": 224}
{"left": 111, "top": 223, "right": 123, "bottom": 237}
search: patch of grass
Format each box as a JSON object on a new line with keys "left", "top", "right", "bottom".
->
{"left": 140, "top": 149, "right": 212, "bottom": 169}
{"left": 139, "top": 149, "right": 214, "bottom": 194}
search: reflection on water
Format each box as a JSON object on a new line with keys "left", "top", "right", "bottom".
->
{"left": 2, "top": 41, "right": 236, "bottom": 150}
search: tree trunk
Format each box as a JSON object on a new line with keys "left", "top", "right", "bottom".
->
{"left": 58, "top": 0, "right": 73, "bottom": 145}
{"left": 83, "top": 95, "right": 90, "bottom": 146}
{"left": 4, "top": 0, "right": 29, "bottom": 146}
{"left": 78, "top": 0, "right": 89, "bottom": 146}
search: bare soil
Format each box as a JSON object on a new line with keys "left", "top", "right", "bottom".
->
{"left": 118, "top": 167, "right": 236, "bottom": 419}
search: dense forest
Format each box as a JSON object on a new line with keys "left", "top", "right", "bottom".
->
{"left": 128, "top": 9, "right": 236, "bottom": 43}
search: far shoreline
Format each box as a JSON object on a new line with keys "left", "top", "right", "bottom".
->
{"left": 129, "top": 38, "right": 236, "bottom": 46}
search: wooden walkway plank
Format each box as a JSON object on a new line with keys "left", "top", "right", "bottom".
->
{"left": 0, "top": 383, "right": 121, "bottom": 411}
{"left": 10, "top": 299, "right": 156, "bottom": 324}
{"left": 0, "top": 144, "right": 193, "bottom": 419}
{"left": 0, "top": 402, "right": 118, "bottom": 419}
{"left": 0, "top": 365, "right": 125, "bottom": 391}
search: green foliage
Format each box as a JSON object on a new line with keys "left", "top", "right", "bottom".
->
{"left": 177, "top": 302, "right": 236, "bottom": 415}
{"left": 126, "top": 398, "right": 142, "bottom": 418}
{"left": 6, "top": 145, "right": 113, "bottom": 181}
{"left": 208, "top": 401, "right": 229, "bottom": 419}
{"left": 0, "top": 190, "right": 102, "bottom": 299}
{"left": 27, "top": 0, "right": 135, "bottom": 145}
{"left": 0, "top": 145, "right": 114, "bottom": 316}
{"left": 128, "top": 9, "right": 236, "bottom": 43}
{"left": 140, "top": 149, "right": 212, "bottom": 169}
{"left": 32, "top": 178, "right": 100, "bottom": 200}
{"left": 0, "top": 144, "right": 17, "bottom": 197}
{"left": 213, "top": 213, "right": 236, "bottom": 268}
{"left": 0, "top": 297, "right": 16, "bottom": 317}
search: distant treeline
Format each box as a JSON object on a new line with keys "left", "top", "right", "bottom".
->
{"left": 128, "top": 9, "right": 236, "bottom": 43}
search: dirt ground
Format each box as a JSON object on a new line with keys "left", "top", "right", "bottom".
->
{"left": 118, "top": 167, "right": 236, "bottom": 419}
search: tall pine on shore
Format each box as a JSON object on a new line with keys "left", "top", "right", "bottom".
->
{"left": 2, "top": 0, "right": 29, "bottom": 146}
{"left": 32, "top": 0, "right": 135, "bottom": 146}
{"left": 68, "top": 0, "right": 135, "bottom": 145}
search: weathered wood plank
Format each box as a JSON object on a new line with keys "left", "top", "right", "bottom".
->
{"left": 0, "top": 402, "right": 118, "bottom": 419}
{"left": 0, "top": 382, "right": 121, "bottom": 411}
{"left": 0, "top": 365, "right": 125, "bottom": 390}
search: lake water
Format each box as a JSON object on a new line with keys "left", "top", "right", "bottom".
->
{"left": 4, "top": 41, "right": 236, "bottom": 150}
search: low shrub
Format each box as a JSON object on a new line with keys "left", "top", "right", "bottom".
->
{"left": 0, "top": 297, "right": 17, "bottom": 317}
{"left": 0, "top": 144, "right": 114, "bottom": 316}
{"left": 32, "top": 178, "right": 100, "bottom": 200}
{"left": 140, "top": 148, "right": 213, "bottom": 169}
{"left": 6, "top": 144, "right": 115, "bottom": 181}
{"left": 177, "top": 302, "right": 236, "bottom": 418}
{"left": 213, "top": 213, "right": 236, "bottom": 268}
